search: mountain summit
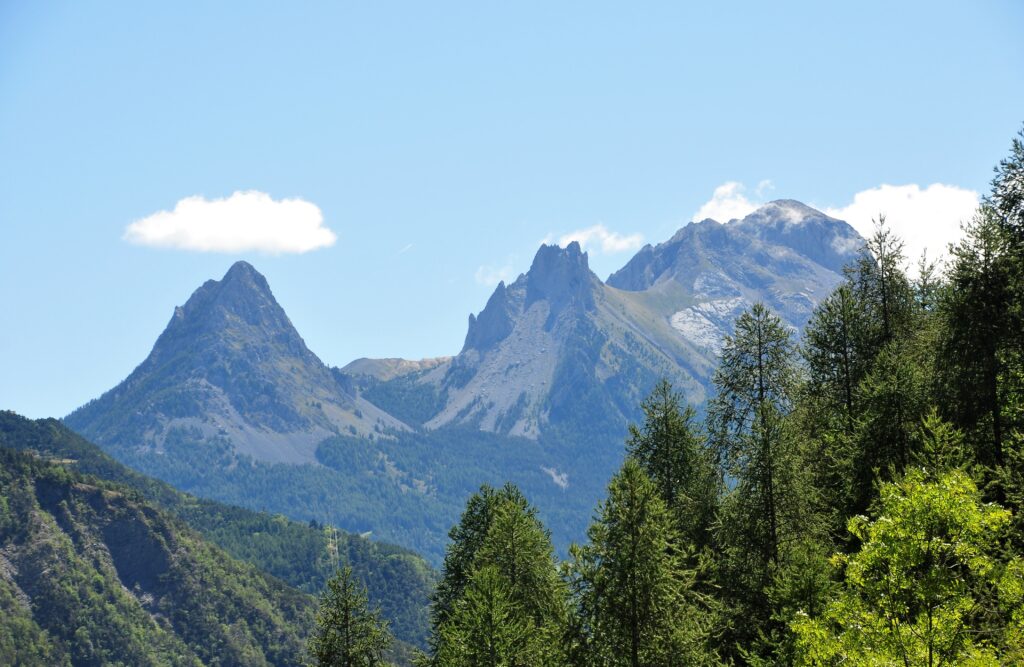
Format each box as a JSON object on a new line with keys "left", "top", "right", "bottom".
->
{"left": 67, "top": 261, "right": 401, "bottom": 466}
{"left": 402, "top": 200, "right": 863, "bottom": 440}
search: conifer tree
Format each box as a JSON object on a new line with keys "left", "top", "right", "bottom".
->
{"left": 626, "top": 379, "right": 719, "bottom": 549}
{"left": 429, "top": 485, "right": 566, "bottom": 666}
{"left": 430, "top": 484, "right": 526, "bottom": 642}
{"left": 708, "top": 302, "right": 829, "bottom": 660}
{"left": 308, "top": 566, "right": 392, "bottom": 667}
{"left": 937, "top": 206, "right": 1013, "bottom": 470}
{"left": 571, "top": 459, "right": 716, "bottom": 667}
{"left": 846, "top": 216, "right": 916, "bottom": 354}
{"left": 709, "top": 303, "right": 797, "bottom": 568}
{"left": 802, "top": 284, "right": 866, "bottom": 435}
{"left": 434, "top": 566, "right": 533, "bottom": 667}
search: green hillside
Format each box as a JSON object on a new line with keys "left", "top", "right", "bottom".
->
{"left": 0, "top": 412, "right": 436, "bottom": 652}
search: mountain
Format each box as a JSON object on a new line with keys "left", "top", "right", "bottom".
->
{"left": 606, "top": 199, "right": 862, "bottom": 354}
{"left": 408, "top": 241, "right": 707, "bottom": 439}
{"left": 341, "top": 356, "right": 452, "bottom": 382}
{"left": 0, "top": 411, "right": 436, "bottom": 656}
{"left": 66, "top": 261, "right": 403, "bottom": 467}
{"left": 62, "top": 200, "right": 865, "bottom": 563}
{"left": 394, "top": 200, "right": 862, "bottom": 438}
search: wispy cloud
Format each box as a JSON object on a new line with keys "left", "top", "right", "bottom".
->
{"left": 550, "top": 224, "right": 644, "bottom": 254}
{"left": 123, "top": 190, "right": 336, "bottom": 254}
{"left": 693, "top": 180, "right": 980, "bottom": 271}
{"left": 398, "top": 243, "right": 414, "bottom": 255}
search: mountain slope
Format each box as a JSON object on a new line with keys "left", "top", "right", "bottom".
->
{"left": 405, "top": 201, "right": 861, "bottom": 440}
{"left": 607, "top": 200, "right": 862, "bottom": 354}
{"left": 0, "top": 444, "right": 314, "bottom": 666}
{"left": 414, "top": 242, "right": 707, "bottom": 439}
{"left": 0, "top": 411, "right": 436, "bottom": 652}
{"left": 66, "top": 261, "right": 403, "bottom": 466}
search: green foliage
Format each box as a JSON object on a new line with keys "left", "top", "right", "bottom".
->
{"left": 434, "top": 565, "right": 536, "bottom": 667}
{"left": 0, "top": 445, "right": 315, "bottom": 666}
{"left": 429, "top": 485, "right": 567, "bottom": 666}
{"left": 626, "top": 379, "right": 719, "bottom": 550}
{"left": 793, "top": 467, "right": 1024, "bottom": 665}
{"left": 568, "top": 459, "right": 718, "bottom": 666}
{"left": 0, "top": 411, "right": 436, "bottom": 652}
{"left": 308, "top": 566, "right": 393, "bottom": 667}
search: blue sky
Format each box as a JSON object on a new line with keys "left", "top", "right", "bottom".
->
{"left": 2, "top": 1, "right": 1023, "bottom": 419}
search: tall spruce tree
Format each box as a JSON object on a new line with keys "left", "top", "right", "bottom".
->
{"left": 429, "top": 485, "right": 566, "bottom": 667}
{"left": 570, "top": 459, "right": 716, "bottom": 667}
{"left": 626, "top": 379, "right": 719, "bottom": 550}
{"left": 708, "top": 302, "right": 829, "bottom": 661}
{"left": 937, "top": 206, "right": 1012, "bottom": 470}
{"left": 308, "top": 566, "right": 392, "bottom": 667}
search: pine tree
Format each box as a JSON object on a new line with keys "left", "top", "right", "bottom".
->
{"left": 434, "top": 566, "right": 533, "bottom": 667}
{"left": 308, "top": 566, "right": 392, "bottom": 667}
{"left": 430, "top": 484, "right": 525, "bottom": 642}
{"left": 429, "top": 485, "right": 566, "bottom": 666}
{"left": 846, "top": 216, "right": 916, "bottom": 354}
{"left": 626, "top": 379, "right": 719, "bottom": 549}
{"left": 937, "top": 206, "right": 1013, "bottom": 470}
{"left": 708, "top": 302, "right": 830, "bottom": 661}
{"left": 571, "top": 459, "right": 716, "bottom": 667}
{"left": 709, "top": 303, "right": 797, "bottom": 568}
{"left": 802, "top": 284, "right": 866, "bottom": 435}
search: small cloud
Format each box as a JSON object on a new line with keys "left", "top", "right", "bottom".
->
{"left": 475, "top": 263, "right": 516, "bottom": 287}
{"left": 398, "top": 243, "right": 414, "bottom": 255}
{"left": 756, "top": 179, "right": 775, "bottom": 197}
{"left": 554, "top": 224, "right": 644, "bottom": 254}
{"left": 823, "top": 184, "right": 979, "bottom": 269}
{"left": 693, "top": 181, "right": 759, "bottom": 222}
{"left": 123, "top": 190, "right": 336, "bottom": 254}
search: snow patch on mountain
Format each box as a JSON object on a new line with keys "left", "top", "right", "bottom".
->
{"left": 669, "top": 297, "right": 748, "bottom": 353}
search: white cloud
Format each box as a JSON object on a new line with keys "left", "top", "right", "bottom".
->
{"left": 693, "top": 181, "right": 759, "bottom": 222}
{"left": 475, "top": 263, "right": 516, "bottom": 287}
{"left": 554, "top": 224, "right": 644, "bottom": 254}
{"left": 123, "top": 190, "right": 336, "bottom": 254}
{"left": 823, "top": 183, "right": 979, "bottom": 268}
{"left": 693, "top": 180, "right": 980, "bottom": 272}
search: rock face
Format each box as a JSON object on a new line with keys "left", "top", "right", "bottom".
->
{"left": 66, "top": 261, "right": 403, "bottom": 465}
{"left": 418, "top": 241, "right": 707, "bottom": 439}
{"left": 408, "top": 200, "right": 862, "bottom": 440}
{"left": 607, "top": 199, "right": 862, "bottom": 355}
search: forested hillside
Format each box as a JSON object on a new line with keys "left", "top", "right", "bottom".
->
{"left": 0, "top": 412, "right": 436, "bottom": 654}
{"left": 0, "top": 445, "right": 315, "bottom": 666}
{"left": 415, "top": 128, "right": 1024, "bottom": 665}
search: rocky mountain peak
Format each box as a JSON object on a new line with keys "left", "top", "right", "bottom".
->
{"left": 156, "top": 261, "right": 308, "bottom": 360}
{"left": 525, "top": 241, "right": 598, "bottom": 312}
{"left": 731, "top": 200, "right": 863, "bottom": 273}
